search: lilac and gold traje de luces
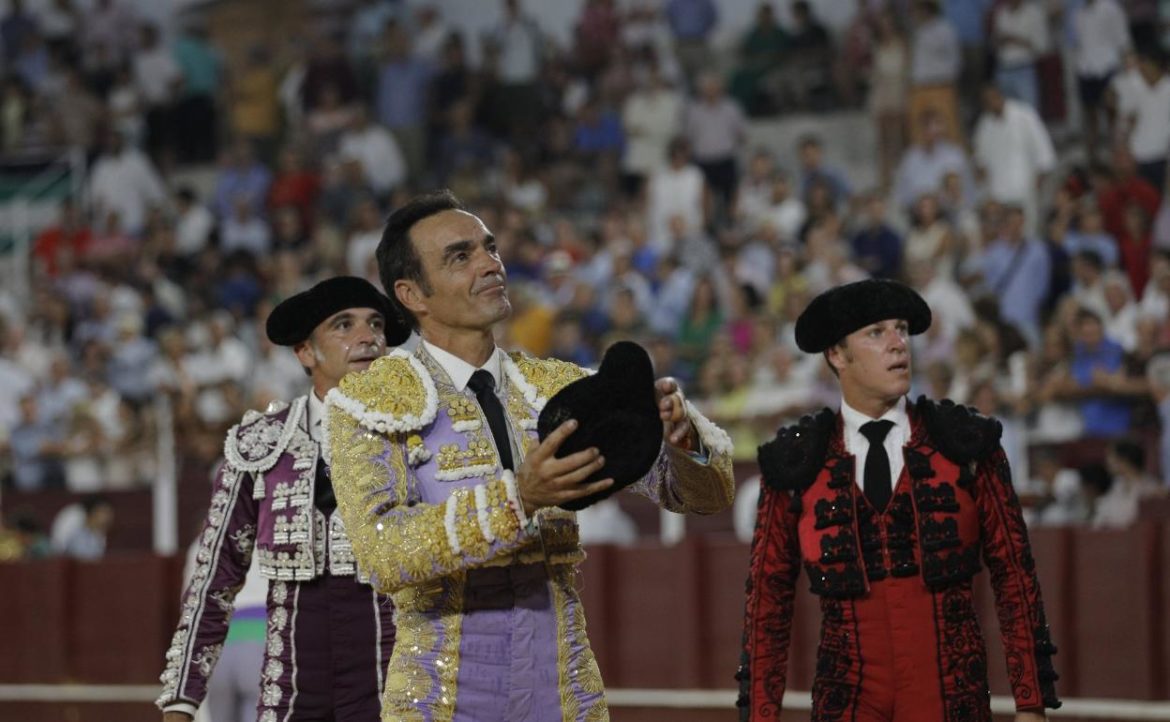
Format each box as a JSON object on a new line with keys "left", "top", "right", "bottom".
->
{"left": 324, "top": 345, "right": 735, "bottom": 721}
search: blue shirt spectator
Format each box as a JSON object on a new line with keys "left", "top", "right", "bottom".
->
{"left": 1070, "top": 311, "right": 1131, "bottom": 436}
{"left": 943, "top": 0, "right": 993, "bottom": 45}
{"left": 9, "top": 396, "right": 64, "bottom": 491}
{"left": 851, "top": 222, "right": 903, "bottom": 280}
{"left": 375, "top": 54, "right": 431, "bottom": 130}
{"left": 0, "top": 1, "right": 38, "bottom": 63}
{"left": 573, "top": 105, "right": 625, "bottom": 157}
{"left": 107, "top": 319, "right": 159, "bottom": 404}
{"left": 976, "top": 211, "right": 1052, "bottom": 345}
{"left": 665, "top": 0, "right": 718, "bottom": 40}
{"left": 213, "top": 142, "right": 272, "bottom": 221}
{"left": 1064, "top": 230, "right": 1120, "bottom": 268}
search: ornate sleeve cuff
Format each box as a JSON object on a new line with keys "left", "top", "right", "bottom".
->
{"left": 162, "top": 701, "right": 199, "bottom": 717}
{"left": 685, "top": 399, "right": 733, "bottom": 460}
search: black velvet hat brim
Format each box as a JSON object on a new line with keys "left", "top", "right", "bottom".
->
{"left": 266, "top": 276, "right": 409, "bottom": 347}
{"left": 537, "top": 341, "right": 662, "bottom": 512}
{"left": 793, "top": 279, "right": 932, "bottom": 353}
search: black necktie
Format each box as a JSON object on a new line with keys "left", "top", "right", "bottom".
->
{"left": 314, "top": 456, "right": 336, "bottom": 513}
{"left": 860, "top": 420, "right": 895, "bottom": 512}
{"left": 468, "top": 369, "right": 514, "bottom": 471}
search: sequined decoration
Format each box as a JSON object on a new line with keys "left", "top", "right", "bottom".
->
{"left": 338, "top": 354, "right": 434, "bottom": 424}
{"left": 551, "top": 566, "right": 608, "bottom": 720}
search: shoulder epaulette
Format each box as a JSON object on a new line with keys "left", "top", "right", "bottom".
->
{"left": 326, "top": 349, "right": 438, "bottom": 435}
{"left": 915, "top": 396, "right": 1002, "bottom": 465}
{"left": 223, "top": 396, "right": 305, "bottom": 473}
{"left": 503, "top": 351, "right": 591, "bottom": 412}
{"left": 757, "top": 407, "right": 836, "bottom": 493}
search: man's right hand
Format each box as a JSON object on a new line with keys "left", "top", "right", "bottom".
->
{"left": 515, "top": 419, "right": 612, "bottom": 515}
{"left": 162, "top": 713, "right": 193, "bottom": 722}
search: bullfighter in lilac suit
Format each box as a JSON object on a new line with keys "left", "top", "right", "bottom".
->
{"left": 157, "top": 277, "right": 408, "bottom": 722}
{"left": 325, "top": 191, "right": 737, "bottom": 721}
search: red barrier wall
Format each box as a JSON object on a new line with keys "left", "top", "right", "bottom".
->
{"left": 0, "top": 524, "right": 1167, "bottom": 709}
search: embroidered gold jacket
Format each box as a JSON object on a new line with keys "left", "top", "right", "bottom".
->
{"left": 325, "top": 345, "right": 736, "bottom": 721}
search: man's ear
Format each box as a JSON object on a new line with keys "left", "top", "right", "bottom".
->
{"left": 395, "top": 278, "right": 426, "bottom": 318}
{"left": 293, "top": 339, "right": 316, "bottom": 370}
{"left": 825, "top": 343, "right": 846, "bottom": 373}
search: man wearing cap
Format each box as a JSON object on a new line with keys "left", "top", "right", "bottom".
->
{"left": 157, "top": 277, "right": 408, "bottom": 722}
{"left": 323, "top": 190, "right": 736, "bottom": 721}
{"left": 738, "top": 278, "right": 1059, "bottom": 722}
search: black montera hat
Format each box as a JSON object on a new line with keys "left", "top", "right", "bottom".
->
{"left": 794, "top": 278, "right": 932, "bottom": 353}
{"left": 537, "top": 341, "right": 662, "bottom": 512}
{"left": 266, "top": 276, "right": 409, "bottom": 347}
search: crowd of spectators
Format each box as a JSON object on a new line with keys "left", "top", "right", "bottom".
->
{"left": 2, "top": 0, "right": 1170, "bottom": 554}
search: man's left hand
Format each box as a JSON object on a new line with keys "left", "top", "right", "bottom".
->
{"left": 1016, "top": 712, "right": 1046, "bottom": 722}
{"left": 656, "top": 377, "right": 697, "bottom": 450}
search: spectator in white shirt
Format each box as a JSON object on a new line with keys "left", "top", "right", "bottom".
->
{"left": 173, "top": 187, "right": 214, "bottom": 258}
{"left": 893, "top": 110, "right": 975, "bottom": 212}
{"left": 1101, "top": 269, "right": 1141, "bottom": 351}
{"left": 621, "top": 63, "right": 683, "bottom": 198}
{"left": 1074, "top": 0, "right": 1132, "bottom": 161}
{"left": 220, "top": 196, "right": 271, "bottom": 257}
{"left": 645, "top": 137, "right": 709, "bottom": 253}
{"left": 1118, "top": 46, "right": 1170, "bottom": 192}
{"left": 683, "top": 71, "right": 747, "bottom": 211}
{"left": 1093, "top": 439, "right": 1165, "bottom": 528}
{"left": 411, "top": 4, "right": 451, "bottom": 64}
{"left": 760, "top": 172, "right": 807, "bottom": 243}
{"left": 1139, "top": 250, "right": 1170, "bottom": 320}
{"left": 88, "top": 129, "right": 167, "bottom": 237}
{"left": 132, "top": 23, "right": 181, "bottom": 161}
{"left": 338, "top": 106, "right": 406, "bottom": 196}
{"left": 81, "top": 0, "right": 135, "bottom": 79}
{"left": 907, "top": 256, "right": 976, "bottom": 341}
{"left": 991, "top": 0, "right": 1048, "bottom": 110}
{"left": 733, "top": 149, "right": 776, "bottom": 229}
{"left": 973, "top": 84, "right": 1056, "bottom": 233}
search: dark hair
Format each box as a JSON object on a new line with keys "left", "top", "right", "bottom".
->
{"left": 1111, "top": 439, "right": 1146, "bottom": 471}
{"left": 798, "top": 134, "right": 822, "bottom": 150}
{"left": 80, "top": 494, "right": 112, "bottom": 515}
{"left": 1079, "top": 462, "right": 1112, "bottom": 496}
{"left": 1074, "top": 306, "right": 1103, "bottom": 326}
{"left": 1074, "top": 248, "right": 1104, "bottom": 270}
{"left": 375, "top": 189, "right": 465, "bottom": 330}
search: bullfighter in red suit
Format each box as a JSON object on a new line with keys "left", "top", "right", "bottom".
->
{"left": 738, "top": 279, "right": 1060, "bottom": 722}
{"left": 157, "top": 277, "right": 407, "bottom": 722}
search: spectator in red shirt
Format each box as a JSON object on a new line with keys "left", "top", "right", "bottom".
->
{"left": 267, "top": 145, "right": 321, "bottom": 229}
{"left": 1118, "top": 200, "right": 1154, "bottom": 296}
{"left": 32, "top": 199, "right": 91, "bottom": 277}
{"left": 1093, "top": 149, "right": 1161, "bottom": 243}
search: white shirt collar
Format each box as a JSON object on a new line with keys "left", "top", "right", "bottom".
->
{"left": 840, "top": 396, "right": 910, "bottom": 441}
{"left": 307, "top": 390, "right": 326, "bottom": 443}
{"left": 422, "top": 339, "right": 503, "bottom": 393}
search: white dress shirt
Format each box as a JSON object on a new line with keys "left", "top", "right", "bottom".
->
{"left": 993, "top": 1, "right": 1048, "bottom": 68}
{"left": 423, "top": 340, "right": 504, "bottom": 393}
{"left": 308, "top": 390, "right": 326, "bottom": 444}
{"left": 840, "top": 398, "right": 911, "bottom": 493}
{"left": 973, "top": 99, "right": 1056, "bottom": 204}
{"left": 1074, "top": 0, "right": 1131, "bottom": 76}
{"left": 1120, "top": 74, "right": 1170, "bottom": 163}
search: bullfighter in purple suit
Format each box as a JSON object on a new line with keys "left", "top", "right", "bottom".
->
{"left": 325, "top": 191, "right": 737, "bottom": 721}
{"left": 157, "top": 277, "right": 408, "bottom": 722}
